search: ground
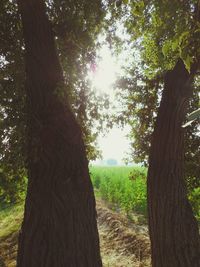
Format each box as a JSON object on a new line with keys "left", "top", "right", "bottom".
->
{"left": 0, "top": 198, "right": 151, "bottom": 267}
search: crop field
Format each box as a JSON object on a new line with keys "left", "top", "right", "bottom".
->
{"left": 90, "top": 165, "right": 200, "bottom": 224}
{"left": 90, "top": 166, "right": 147, "bottom": 217}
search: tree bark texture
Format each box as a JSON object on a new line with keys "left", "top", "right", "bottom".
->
{"left": 147, "top": 59, "right": 200, "bottom": 267}
{"left": 17, "top": 0, "right": 102, "bottom": 266}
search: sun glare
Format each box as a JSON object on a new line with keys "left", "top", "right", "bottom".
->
{"left": 88, "top": 44, "right": 132, "bottom": 165}
{"left": 89, "top": 46, "right": 120, "bottom": 94}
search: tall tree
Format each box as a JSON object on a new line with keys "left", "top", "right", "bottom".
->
{"left": 0, "top": 0, "right": 107, "bottom": 203}
{"left": 114, "top": 1, "right": 200, "bottom": 187}
{"left": 147, "top": 59, "right": 200, "bottom": 266}
{"left": 16, "top": 0, "right": 102, "bottom": 266}
{"left": 112, "top": 1, "right": 200, "bottom": 265}
{"left": 115, "top": 67, "right": 200, "bottom": 190}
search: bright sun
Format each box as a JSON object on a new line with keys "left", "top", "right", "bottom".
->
{"left": 89, "top": 46, "right": 120, "bottom": 94}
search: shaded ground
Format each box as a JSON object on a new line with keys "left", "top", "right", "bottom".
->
{"left": 97, "top": 199, "right": 150, "bottom": 267}
{"left": 0, "top": 199, "right": 151, "bottom": 267}
{"left": 0, "top": 232, "right": 18, "bottom": 267}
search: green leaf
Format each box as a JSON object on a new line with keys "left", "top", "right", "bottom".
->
{"left": 138, "top": 1, "right": 144, "bottom": 9}
{"left": 162, "top": 41, "right": 170, "bottom": 57}
{"left": 188, "top": 108, "right": 200, "bottom": 121}
{"left": 172, "top": 39, "right": 179, "bottom": 51}
{"left": 179, "top": 31, "right": 190, "bottom": 44}
{"left": 123, "top": 0, "right": 129, "bottom": 4}
{"left": 184, "top": 55, "right": 193, "bottom": 72}
{"left": 182, "top": 108, "right": 200, "bottom": 128}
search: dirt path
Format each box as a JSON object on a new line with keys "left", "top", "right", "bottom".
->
{"left": 0, "top": 199, "right": 151, "bottom": 267}
{"left": 97, "top": 199, "right": 150, "bottom": 267}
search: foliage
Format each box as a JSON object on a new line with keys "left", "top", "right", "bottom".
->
{"left": 123, "top": 0, "right": 200, "bottom": 75}
{"left": 90, "top": 166, "right": 147, "bottom": 215}
{"left": 1, "top": 0, "right": 199, "bottom": 205}
{"left": 49, "top": 0, "right": 111, "bottom": 159}
{"left": 0, "top": 0, "right": 27, "bottom": 203}
{"left": 0, "top": 0, "right": 109, "bottom": 202}
{"left": 183, "top": 78, "right": 200, "bottom": 191}
{"left": 113, "top": 0, "right": 200, "bottom": 188}
{"left": 188, "top": 187, "right": 200, "bottom": 223}
{"left": 116, "top": 68, "right": 199, "bottom": 187}
{"left": 115, "top": 71, "right": 162, "bottom": 165}
{"left": 129, "top": 167, "right": 147, "bottom": 181}
{"left": 0, "top": 166, "right": 26, "bottom": 203}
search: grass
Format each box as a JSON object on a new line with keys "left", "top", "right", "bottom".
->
{"left": 0, "top": 165, "right": 199, "bottom": 241}
{"left": 90, "top": 166, "right": 147, "bottom": 217}
{"left": 0, "top": 201, "right": 24, "bottom": 239}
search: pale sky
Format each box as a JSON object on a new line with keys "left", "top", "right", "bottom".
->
{"left": 88, "top": 45, "right": 121, "bottom": 95}
{"left": 97, "top": 125, "right": 131, "bottom": 164}
{"left": 88, "top": 43, "right": 132, "bottom": 164}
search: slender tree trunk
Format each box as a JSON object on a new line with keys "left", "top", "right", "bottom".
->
{"left": 147, "top": 59, "right": 200, "bottom": 267}
{"left": 16, "top": 1, "right": 102, "bottom": 266}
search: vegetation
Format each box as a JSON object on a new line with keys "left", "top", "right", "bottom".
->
{"left": 16, "top": 0, "right": 103, "bottom": 266}
{"left": 0, "top": 201, "right": 23, "bottom": 239}
{"left": 91, "top": 166, "right": 147, "bottom": 216}
{"left": 91, "top": 166, "right": 200, "bottom": 224}
{"left": 111, "top": 1, "right": 200, "bottom": 265}
{"left": 0, "top": 0, "right": 110, "bottom": 203}
{"left": 0, "top": 165, "right": 199, "bottom": 239}
{"left": 0, "top": 0, "right": 199, "bottom": 266}
{"left": 188, "top": 187, "right": 200, "bottom": 223}
{"left": 114, "top": 1, "right": 200, "bottom": 191}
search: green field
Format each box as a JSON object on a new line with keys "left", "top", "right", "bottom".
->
{"left": 0, "top": 165, "right": 199, "bottom": 241}
{"left": 90, "top": 165, "right": 200, "bottom": 223}
{"left": 90, "top": 165, "right": 147, "bottom": 217}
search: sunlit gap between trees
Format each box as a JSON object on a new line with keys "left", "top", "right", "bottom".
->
{"left": 87, "top": 36, "right": 134, "bottom": 166}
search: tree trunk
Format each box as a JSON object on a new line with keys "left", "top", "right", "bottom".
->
{"left": 147, "top": 59, "right": 200, "bottom": 267}
{"left": 16, "top": 0, "right": 102, "bottom": 266}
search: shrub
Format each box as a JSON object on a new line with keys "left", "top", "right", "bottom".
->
{"left": 0, "top": 166, "right": 27, "bottom": 204}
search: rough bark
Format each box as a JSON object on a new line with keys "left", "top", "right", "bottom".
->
{"left": 147, "top": 59, "right": 200, "bottom": 267}
{"left": 16, "top": 0, "right": 102, "bottom": 266}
